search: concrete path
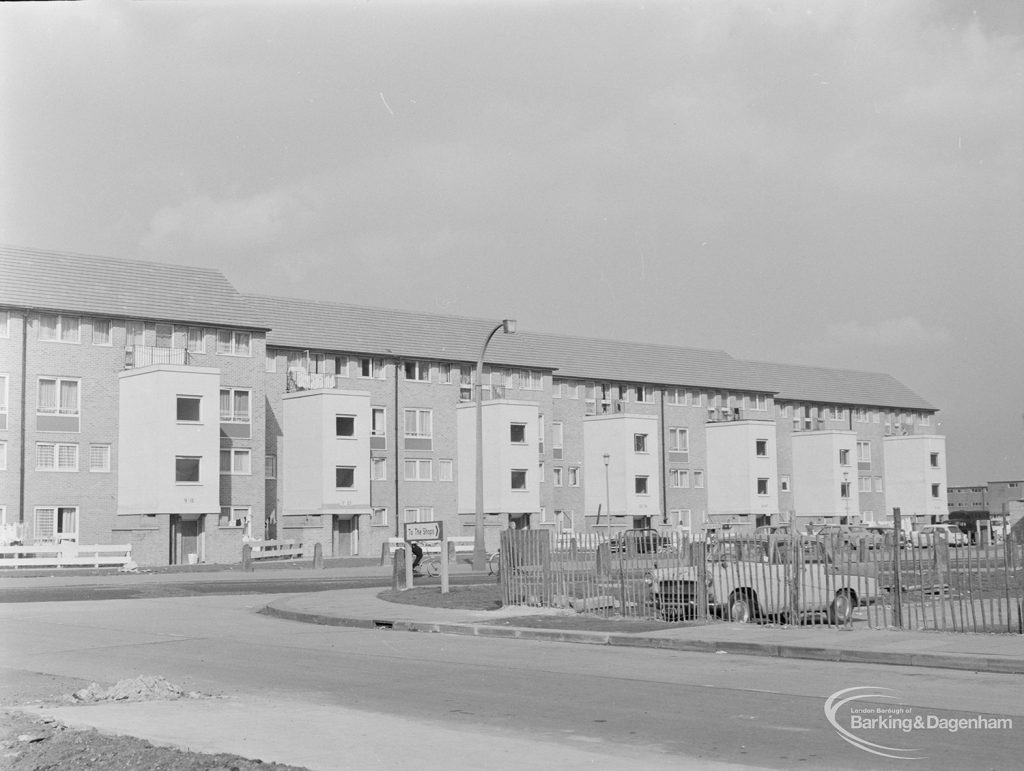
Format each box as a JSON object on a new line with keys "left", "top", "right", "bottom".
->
{"left": 263, "top": 587, "right": 1024, "bottom": 675}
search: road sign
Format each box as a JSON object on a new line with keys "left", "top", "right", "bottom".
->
{"left": 404, "top": 521, "right": 444, "bottom": 542}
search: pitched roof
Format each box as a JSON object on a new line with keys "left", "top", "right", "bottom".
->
{"left": 250, "top": 293, "right": 786, "bottom": 393}
{"left": 0, "top": 244, "right": 265, "bottom": 329}
{"left": 741, "top": 359, "right": 935, "bottom": 411}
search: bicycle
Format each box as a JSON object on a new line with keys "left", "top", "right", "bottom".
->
{"left": 414, "top": 555, "right": 441, "bottom": 578}
{"left": 487, "top": 550, "right": 501, "bottom": 576}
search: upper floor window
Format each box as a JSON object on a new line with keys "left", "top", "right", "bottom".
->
{"left": 39, "top": 313, "right": 80, "bottom": 343}
{"left": 265, "top": 455, "right": 278, "bottom": 479}
{"left": 216, "top": 329, "right": 251, "bottom": 356}
{"left": 755, "top": 439, "right": 768, "bottom": 457}
{"left": 37, "top": 442, "right": 78, "bottom": 471}
{"left": 336, "top": 466, "right": 356, "bottom": 489}
{"left": 568, "top": 466, "right": 580, "bottom": 487}
{"left": 857, "top": 441, "right": 871, "bottom": 466}
{"left": 0, "top": 374, "right": 8, "bottom": 429}
{"left": 371, "top": 457, "right": 387, "bottom": 480}
{"left": 439, "top": 459, "right": 453, "bottom": 482}
{"left": 404, "top": 459, "right": 432, "bottom": 481}
{"left": 404, "top": 361, "right": 430, "bottom": 382}
{"left": 92, "top": 319, "right": 111, "bottom": 346}
{"left": 839, "top": 448, "right": 851, "bottom": 466}
{"left": 403, "top": 409, "right": 432, "bottom": 438}
{"left": 220, "top": 448, "right": 252, "bottom": 475}
{"left": 930, "top": 452, "right": 940, "bottom": 468}
{"left": 126, "top": 320, "right": 147, "bottom": 347}
{"left": 757, "top": 478, "right": 769, "bottom": 496}
{"left": 635, "top": 385, "right": 655, "bottom": 404}
{"left": 177, "top": 395, "right": 202, "bottom": 422}
{"left": 634, "top": 434, "right": 648, "bottom": 453}
{"left": 510, "top": 423, "right": 527, "bottom": 444}
{"left": 511, "top": 469, "right": 528, "bottom": 490}
{"left": 518, "top": 371, "right": 544, "bottom": 391}
{"left": 693, "top": 470, "right": 705, "bottom": 489}
{"left": 38, "top": 377, "right": 80, "bottom": 416}
{"left": 552, "top": 422, "right": 564, "bottom": 449}
{"left": 184, "top": 326, "right": 205, "bottom": 353}
{"left": 840, "top": 481, "right": 851, "bottom": 499}
{"left": 220, "top": 388, "right": 251, "bottom": 424}
{"left": 336, "top": 415, "right": 356, "bottom": 438}
{"left": 440, "top": 363, "right": 454, "bottom": 384}
{"left": 635, "top": 476, "right": 649, "bottom": 495}
{"left": 669, "top": 469, "right": 689, "bottom": 488}
{"left": 175, "top": 456, "right": 201, "bottom": 483}
{"left": 360, "top": 358, "right": 384, "bottom": 379}
{"left": 668, "top": 427, "right": 689, "bottom": 453}
{"left": 553, "top": 467, "right": 563, "bottom": 486}
{"left": 750, "top": 394, "right": 768, "bottom": 411}
{"left": 0, "top": 310, "right": 8, "bottom": 338}
{"left": 919, "top": 414, "right": 931, "bottom": 426}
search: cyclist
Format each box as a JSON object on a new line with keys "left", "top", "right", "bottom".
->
{"left": 410, "top": 541, "right": 424, "bottom": 575}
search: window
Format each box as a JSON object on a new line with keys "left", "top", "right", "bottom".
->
{"left": 220, "top": 389, "right": 251, "bottom": 423}
{"left": 919, "top": 414, "right": 931, "bottom": 426}
{"left": 185, "top": 327, "right": 205, "bottom": 353}
{"left": 371, "top": 457, "right": 387, "bottom": 481}
{"left": 634, "top": 434, "right": 648, "bottom": 453}
{"left": 840, "top": 482, "right": 851, "bottom": 499}
{"left": 568, "top": 466, "right": 580, "bottom": 487}
{"left": 216, "top": 329, "right": 251, "bottom": 356}
{"left": 155, "top": 323, "right": 173, "bottom": 349}
{"left": 553, "top": 467, "right": 563, "bottom": 487}
{"left": 265, "top": 349, "right": 278, "bottom": 372}
{"left": 0, "top": 310, "right": 7, "bottom": 337}
{"left": 751, "top": 394, "right": 768, "bottom": 411}
{"left": 931, "top": 484, "right": 941, "bottom": 498}
{"left": 757, "top": 478, "right": 769, "bottom": 496}
{"left": 126, "top": 320, "right": 147, "bottom": 347}
{"left": 371, "top": 508, "right": 389, "bottom": 527}
{"left": 839, "top": 448, "right": 850, "bottom": 466}
{"left": 668, "top": 427, "right": 689, "bottom": 453}
{"left": 635, "top": 476, "right": 649, "bottom": 495}
{"left": 359, "top": 358, "right": 384, "bottom": 378}
{"left": 404, "top": 409, "right": 432, "bottom": 438}
{"left": 552, "top": 379, "right": 564, "bottom": 398}
{"left": 0, "top": 441, "right": 5, "bottom": 470}
{"left": 780, "top": 475, "right": 790, "bottom": 493}
{"left": 371, "top": 407, "right": 386, "bottom": 436}
{"left": 177, "top": 396, "right": 202, "bottom": 422}
{"left": 92, "top": 319, "right": 111, "bottom": 346}
{"left": 439, "top": 459, "right": 453, "bottom": 482}
{"left": 39, "top": 313, "right": 80, "bottom": 343}
{"left": 874, "top": 477, "right": 884, "bottom": 493}
{"left": 37, "top": 377, "right": 80, "bottom": 416}
{"left": 538, "top": 461, "right": 545, "bottom": 483}
{"left": 755, "top": 439, "right": 767, "bottom": 457}
{"left": 219, "top": 507, "right": 251, "bottom": 532}
{"left": 336, "top": 415, "right": 356, "bottom": 438}
{"left": 34, "top": 506, "right": 78, "bottom": 543}
{"left": 37, "top": 443, "right": 78, "bottom": 471}
{"left": 510, "top": 423, "right": 527, "bottom": 444}
{"left": 519, "top": 370, "right": 544, "bottom": 391}
{"left": 404, "top": 360, "right": 430, "bottom": 382}
{"left": 693, "top": 471, "right": 704, "bottom": 489}
{"left": 930, "top": 452, "right": 940, "bottom": 468}
{"left": 635, "top": 385, "right": 654, "bottom": 403}
{"left": 859, "top": 476, "right": 872, "bottom": 493}
{"left": 0, "top": 374, "right": 7, "bottom": 429}
{"left": 552, "top": 422, "right": 564, "bottom": 450}
{"left": 176, "top": 456, "right": 201, "bottom": 483}
{"left": 404, "top": 459, "right": 432, "bottom": 481}
{"left": 265, "top": 455, "right": 277, "bottom": 479}
{"left": 857, "top": 441, "right": 871, "bottom": 466}
{"left": 669, "top": 469, "right": 689, "bottom": 488}
{"left": 220, "top": 448, "right": 251, "bottom": 475}
{"left": 440, "top": 363, "right": 454, "bottom": 384}
{"left": 335, "top": 466, "right": 356, "bottom": 489}
{"left": 404, "top": 507, "right": 434, "bottom": 523}
{"left": 89, "top": 444, "right": 110, "bottom": 473}
{"left": 511, "top": 469, "right": 528, "bottom": 490}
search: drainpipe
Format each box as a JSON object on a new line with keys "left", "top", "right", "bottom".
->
{"left": 659, "top": 386, "right": 668, "bottom": 526}
{"left": 393, "top": 359, "right": 401, "bottom": 540}
{"left": 18, "top": 309, "right": 30, "bottom": 525}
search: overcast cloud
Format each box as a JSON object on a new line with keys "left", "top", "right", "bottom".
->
{"left": 2, "top": 0, "right": 1022, "bottom": 484}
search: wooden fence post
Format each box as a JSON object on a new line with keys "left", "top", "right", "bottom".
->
{"left": 242, "top": 543, "right": 253, "bottom": 572}
{"left": 312, "top": 542, "right": 323, "bottom": 570}
{"left": 891, "top": 508, "right": 903, "bottom": 629}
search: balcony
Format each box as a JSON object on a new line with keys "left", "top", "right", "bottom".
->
{"left": 124, "top": 346, "right": 190, "bottom": 369}
{"left": 287, "top": 369, "right": 345, "bottom": 392}
{"left": 706, "top": 407, "right": 744, "bottom": 423}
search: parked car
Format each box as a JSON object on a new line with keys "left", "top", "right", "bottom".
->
{"left": 609, "top": 528, "right": 671, "bottom": 554}
{"left": 753, "top": 525, "right": 793, "bottom": 539}
{"left": 909, "top": 524, "right": 970, "bottom": 548}
{"left": 811, "top": 524, "right": 886, "bottom": 550}
{"left": 865, "top": 525, "right": 907, "bottom": 548}
{"left": 645, "top": 537, "right": 878, "bottom": 623}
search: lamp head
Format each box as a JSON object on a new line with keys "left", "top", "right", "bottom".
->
{"left": 502, "top": 319, "right": 517, "bottom": 334}
{"left": 603, "top": 453, "right": 610, "bottom": 465}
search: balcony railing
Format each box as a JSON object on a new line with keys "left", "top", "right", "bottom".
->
{"left": 124, "top": 346, "right": 190, "bottom": 369}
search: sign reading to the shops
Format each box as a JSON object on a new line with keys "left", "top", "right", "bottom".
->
{"left": 404, "top": 521, "right": 443, "bottom": 542}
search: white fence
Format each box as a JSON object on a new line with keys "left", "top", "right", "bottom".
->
{"left": 0, "top": 543, "right": 132, "bottom": 569}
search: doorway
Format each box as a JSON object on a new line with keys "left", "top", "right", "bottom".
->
{"left": 632, "top": 516, "right": 652, "bottom": 530}
{"left": 509, "top": 513, "right": 531, "bottom": 530}
{"left": 333, "top": 516, "right": 358, "bottom": 556}
{"left": 170, "top": 515, "right": 203, "bottom": 565}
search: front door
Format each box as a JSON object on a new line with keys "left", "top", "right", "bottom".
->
{"left": 170, "top": 515, "right": 202, "bottom": 565}
{"left": 509, "top": 513, "right": 531, "bottom": 530}
{"left": 333, "top": 516, "right": 356, "bottom": 556}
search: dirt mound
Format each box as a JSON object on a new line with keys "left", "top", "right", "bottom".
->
{"left": 69, "top": 675, "right": 208, "bottom": 704}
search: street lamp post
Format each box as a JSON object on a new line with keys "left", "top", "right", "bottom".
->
{"left": 602, "top": 453, "right": 611, "bottom": 529}
{"left": 472, "top": 319, "right": 517, "bottom": 571}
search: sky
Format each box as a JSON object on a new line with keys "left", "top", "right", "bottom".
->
{"left": 2, "top": 0, "right": 1022, "bottom": 485}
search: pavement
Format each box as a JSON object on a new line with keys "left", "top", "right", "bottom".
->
{"left": 3, "top": 558, "right": 1023, "bottom": 675}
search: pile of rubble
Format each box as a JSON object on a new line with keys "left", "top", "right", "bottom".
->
{"left": 68, "top": 675, "right": 206, "bottom": 704}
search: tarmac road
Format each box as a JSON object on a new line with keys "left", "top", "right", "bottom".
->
{"left": 2, "top": 592, "right": 1020, "bottom": 770}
